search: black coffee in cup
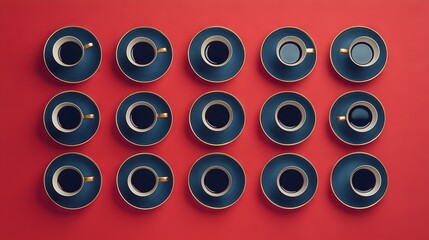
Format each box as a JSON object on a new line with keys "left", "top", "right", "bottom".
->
{"left": 278, "top": 104, "right": 302, "bottom": 129}
{"left": 58, "top": 105, "right": 82, "bottom": 130}
{"left": 352, "top": 168, "right": 376, "bottom": 193}
{"left": 279, "top": 169, "right": 304, "bottom": 193}
{"left": 205, "top": 41, "right": 229, "bottom": 65}
{"left": 205, "top": 104, "right": 230, "bottom": 129}
{"left": 351, "top": 43, "right": 373, "bottom": 65}
{"left": 279, "top": 42, "right": 302, "bottom": 65}
{"left": 130, "top": 105, "right": 155, "bottom": 130}
{"left": 132, "top": 42, "right": 155, "bottom": 65}
{"left": 204, "top": 168, "right": 230, "bottom": 194}
{"left": 58, "top": 168, "right": 83, "bottom": 193}
{"left": 59, "top": 41, "right": 83, "bottom": 65}
{"left": 131, "top": 168, "right": 157, "bottom": 193}
{"left": 348, "top": 105, "right": 372, "bottom": 129}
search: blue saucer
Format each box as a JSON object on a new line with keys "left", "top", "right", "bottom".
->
{"left": 260, "top": 92, "right": 315, "bottom": 145}
{"left": 261, "top": 154, "right": 317, "bottom": 209}
{"left": 189, "top": 91, "right": 245, "bottom": 146}
{"left": 117, "top": 154, "right": 173, "bottom": 210}
{"left": 331, "top": 153, "right": 388, "bottom": 209}
{"left": 116, "top": 27, "right": 172, "bottom": 82}
{"left": 329, "top": 91, "right": 385, "bottom": 145}
{"left": 189, "top": 153, "right": 245, "bottom": 209}
{"left": 116, "top": 92, "right": 172, "bottom": 146}
{"left": 188, "top": 26, "right": 245, "bottom": 82}
{"left": 261, "top": 27, "right": 316, "bottom": 82}
{"left": 43, "top": 91, "right": 100, "bottom": 146}
{"left": 43, "top": 26, "right": 102, "bottom": 83}
{"left": 44, "top": 153, "right": 102, "bottom": 210}
{"left": 330, "top": 26, "right": 388, "bottom": 82}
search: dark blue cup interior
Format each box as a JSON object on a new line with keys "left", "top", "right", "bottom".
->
{"left": 279, "top": 169, "right": 304, "bottom": 193}
{"left": 205, "top": 104, "right": 230, "bottom": 129}
{"left": 59, "top": 41, "right": 83, "bottom": 65}
{"left": 352, "top": 169, "right": 376, "bottom": 193}
{"left": 205, "top": 41, "right": 229, "bottom": 65}
{"left": 58, "top": 105, "right": 81, "bottom": 130}
{"left": 348, "top": 105, "right": 372, "bottom": 129}
{"left": 58, "top": 168, "right": 82, "bottom": 193}
{"left": 279, "top": 42, "right": 301, "bottom": 64}
{"left": 131, "top": 168, "right": 157, "bottom": 193}
{"left": 130, "top": 105, "right": 155, "bottom": 130}
{"left": 351, "top": 43, "right": 373, "bottom": 65}
{"left": 277, "top": 104, "right": 302, "bottom": 129}
{"left": 132, "top": 42, "right": 155, "bottom": 65}
{"left": 204, "top": 168, "right": 229, "bottom": 194}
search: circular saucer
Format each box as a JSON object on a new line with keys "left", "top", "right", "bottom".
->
{"left": 43, "top": 91, "right": 100, "bottom": 146}
{"left": 116, "top": 92, "right": 172, "bottom": 146}
{"left": 329, "top": 91, "right": 385, "bottom": 145}
{"left": 43, "top": 26, "right": 102, "bottom": 83}
{"left": 261, "top": 153, "right": 318, "bottom": 209}
{"left": 330, "top": 26, "right": 388, "bottom": 82}
{"left": 188, "top": 26, "right": 245, "bottom": 82}
{"left": 117, "top": 153, "right": 174, "bottom": 210}
{"left": 261, "top": 27, "right": 316, "bottom": 82}
{"left": 331, "top": 152, "right": 388, "bottom": 209}
{"left": 189, "top": 153, "right": 245, "bottom": 209}
{"left": 189, "top": 91, "right": 245, "bottom": 146}
{"left": 44, "top": 153, "right": 102, "bottom": 210}
{"left": 260, "top": 91, "right": 315, "bottom": 145}
{"left": 116, "top": 27, "right": 173, "bottom": 82}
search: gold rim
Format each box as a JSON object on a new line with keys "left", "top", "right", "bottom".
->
{"left": 116, "top": 153, "right": 174, "bottom": 210}
{"left": 328, "top": 90, "right": 386, "bottom": 146}
{"left": 260, "top": 26, "right": 317, "bottom": 82}
{"left": 187, "top": 26, "right": 246, "bottom": 83}
{"left": 43, "top": 25, "right": 102, "bottom": 84}
{"left": 330, "top": 152, "right": 388, "bottom": 209}
{"left": 188, "top": 90, "right": 246, "bottom": 146}
{"left": 115, "top": 91, "right": 173, "bottom": 146}
{"left": 259, "top": 91, "right": 316, "bottom": 146}
{"left": 329, "top": 25, "right": 388, "bottom": 83}
{"left": 188, "top": 152, "right": 246, "bottom": 210}
{"left": 43, "top": 152, "right": 102, "bottom": 210}
{"left": 260, "top": 153, "right": 318, "bottom": 209}
{"left": 115, "top": 26, "right": 173, "bottom": 83}
{"left": 42, "top": 90, "right": 101, "bottom": 147}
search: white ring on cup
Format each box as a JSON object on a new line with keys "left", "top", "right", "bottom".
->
{"left": 277, "top": 166, "right": 309, "bottom": 197}
{"left": 275, "top": 100, "right": 306, "bottom": 132}
{"left": 202, "top": 100, "right": 233, "bottom": 132}
{"left": 125, "top": 101, "right": 157, "bottom": 133}
{"left": 347, "top": 36, "right": 380, "bottom": 67}
{"left": 127, "top": 166, "right": 159, "bottom": 197}
{"left": 350, "top": 165, "right": 382, "bottom": 197}
{"left": 126, "top": 37, "right": 158, "bottom": 67}
{"left": 276, "top": 36, "right": 310, "bottom": 67}
{"left": 52, "top": 165, "right": 85, "bottom": 197}
{"left": 201, "top": 166, "right": 233, "bottom": 197}
{"left": 200, "top": 35, "right": 233, "bottom": 67}
{"left": 52, "top": 36, "right": 85, "bottom": 67}
{"left": 52, "top": 102, "right": 84, "bottom": 133}
{"left": 346, "top": 101, "right": 378, "bottom": 133}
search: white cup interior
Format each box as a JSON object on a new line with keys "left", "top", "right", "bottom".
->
{"left": 277, "top": 166, "right": 309, "bottom": 197}
{"left": 202, "top": 100, "right": 233, "bottom": 132}
{"left": 275, "top": 100, "right": 306, "bottom": 132}
{"left": 276, "top": 36, "right": 308, "bottom": 67}
{"left": 348, "top": 36, "right": 380, "bottom": 67}
{"left": 127, "top": 166, "right": 159, "bottom": 197}
{"left": 346, "top": 101, "right": 378, "bottom": 133}
{"left": 350, "top": 165, "right": 382, "bottom": 197}
{"left": 201, "top": 165, "right": 233, "bottom": 197}
{"left": 126, "top": 37, "right": 158, "bottom": 67}
{"left": 52, "top": 36, "right": 85, "bottom": 67}
{"left": 200, "top": 35, "right": 233, "bottom": 67}
{"left": 52, "top": 165, "right": 85, "bottom": 197}
{"left": 126, "top": 101, "right": 157, "bottom": 133}
{"left": 52, "top": 102, "right": 83, "bottom": 133}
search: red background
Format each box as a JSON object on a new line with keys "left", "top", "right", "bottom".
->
{"left": 1, "top": 0, "right": 428, "bottom": 239}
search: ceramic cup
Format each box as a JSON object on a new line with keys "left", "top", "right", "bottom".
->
{"left": 127, "top": 166, "right": 168, "bottom": 197}
{"left": 52, "top": 102, "right": 94, "bottom": 133}
{"left": 277, "top": 166, "right": 309, "bottom": 197}
{"left": 202, "top": 100, "right": 233, "bottom": 132}
{"left": 200, "top": 35, "right": 233, "bottom": 67}
{"left": 52, "top": 36, "right": 93, "bottom": 67}
{"left": 275, "top": 100, "right": 306, "bottom": 132}
{"left": 350, "top": 165, "right": 382, "bottom": 197}
{"left": 126, "top": 101, "right": 168, "bottom": 132}
{"left": 276, "top": 36, "right": 315, "bottom": 67}
{"left": 336, "top": 101, "right": 378, "bottom": 133}
{"left": 339, "top": 36, "right": 380, "bottom": 67}
{"left": 52, "top": 165, "right": 94, "bottom": 197}
{"left": 126, "top": 37, "right": 167, "bottom": 67}
{"left": 201, "top": 166, "right": 232, "bottom": 197}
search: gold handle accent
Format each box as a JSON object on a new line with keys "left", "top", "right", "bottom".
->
{"left": 83, "top": 114, "right": 95, "bottom": 119}
{"left": 157, "top": 113, "right": 168, "bottom": 118}
{"left": 336, "top": 116, "right": 346, "bottom": 121}
{"left": 83, "top": 42, "right": 94, "bottom": 49}
{"left": 158, "top": 176, "right": 169, "bottom": 182}
{"left": 306, "top": 48, "right": 315, "bottom": 53}
{"left": 84, "top": 176, "right": 94, "bottom": 182}
{"left": 339, "top": 48, "right": 349, "bottom": 54}
{"left": 157, "top": 47, "right": 167, "bottom": 53}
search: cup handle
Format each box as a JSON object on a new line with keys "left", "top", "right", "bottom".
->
{"left": 336, "top": 116, "right": 346, "bottom": 121}
{"left": 83, "top": 43, "right": 94, "bottom": 50}
{"left": 84, "top": 176, "right": 94, "bottom": 182}
{"left": 158, "top": 176, "right": 169, "bottom": 182}
{"left": 157, "top": 113, "right": 169, "bottom": 118}
{"left": 83, "top": 114, "right": 95, "bottom": 119}
{"left": 339, "top": 48, "right": 349, "bottom": 54}
{"left": 306, "top": 48, "right": 315, "bottom": 53}
{"left": 157, "top": 47, "right": 168, "bottom": 54}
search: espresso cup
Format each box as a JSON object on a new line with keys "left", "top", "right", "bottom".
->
{"left": 277, "top": 166, "right": 309, "bottom": 197}
{"left": 127, "top": 166, "right": 168, "bottom": 197}
{"left": 126, "top": 37, "right": 167, "bottom": 67}
{"left": 276, "top": 36, "right": 314, "bottom": 67}
{"left": 125, "top": 101, "right": 168, "bottom": 132}
{"left": 52, "top": 36, "right": 93, "bottom": 67}
{"left": 201, "top": 166, "right": 232, "bottom": 197}
{"left": 52, "top": 165, "right": 94, "bottom": 197}
{"left": 202, "top": 100, "right": 233, "bottom": 132}
{"left": 339, "top": 36, "right": 380, "bottom": 67}
{"left": 52, "top": 102, "right": 94, "bottom": 133}
{"left": 275, "top": 100, "right": 306, "bottom": 132}
{"left": 200, "top": 35, "right": 233, "bottom": 67}
{"left": 336, "top": 101, "right": 378, "bottom": 133}
{"left": 350, "top": 165, "right": 382, "bottom": 197}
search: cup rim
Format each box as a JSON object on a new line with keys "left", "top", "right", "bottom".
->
{"left": 201, "top": 165, "right": 233, "bottom": 197}
{"left": 347, "top": 36, "right": 380, "bottom": 67}
{"left": 125, "top": 101, "right": 158, "bottom": 133}
{"left": 200, "top": 35, "right": 233, "bottom": 67}
{"left": 52, "top": 36, "right": 85, "bottom": 67}
{"left": 276, "top": 36, "right": 308, "bottom": 67}
{"left": 202, "top": 100, "right": 234, "bottom": 132}
{"left": 345, "top": 101, "right": 378, "bottom": 133}
{"left": 126, "top": 37, "right": 158, "bottom": 67}
{"left": 127, "top": 166, "right": 160, "bottom": 197}
{"left": 52, "top": 165, "right": 85, "bottom": 197}
{"left": 51, "top": 102, "right": 84, "bottom": 133}
{"left": 349, "top": 165, "right": 382, "bottom": 197}
{"left": 277, "top": 166, "right": 309, "bottom": 197}
{"left": 275, "top": 100, "right": 307, "bottom": 132}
